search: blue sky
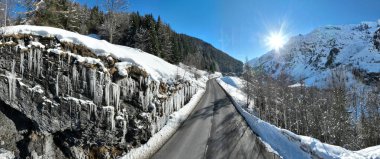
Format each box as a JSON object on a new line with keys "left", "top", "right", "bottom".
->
{"left": 78, "top": 0, "right": 380, "bottom": 61}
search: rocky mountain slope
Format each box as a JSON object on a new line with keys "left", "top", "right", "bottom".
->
{"left": 249, "top": 21, "right": 380, "bottom": 87}
{"left": 0, "top": 25, "right": 205, "bottom": 159}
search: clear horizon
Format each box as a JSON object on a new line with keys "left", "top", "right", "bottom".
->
{"left": 79, "top": 0, "right": 380, "bottom": 62}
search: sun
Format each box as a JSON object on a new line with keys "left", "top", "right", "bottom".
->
{"left": 266, "top": 31, "right": 286, "bottom": 51}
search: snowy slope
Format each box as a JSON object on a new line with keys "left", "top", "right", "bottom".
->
{"left": 2, "top": 25, "right": 188, "bottom": 82}
{"left": 249, "top": 21, "right": 380, "bottom": 87}
{"left": 217, "top": 77, "right": 380, "bottom": 159}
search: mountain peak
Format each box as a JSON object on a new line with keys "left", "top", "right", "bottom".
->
{"left": 249, "top": 21, "right": 380, "bottom": 87}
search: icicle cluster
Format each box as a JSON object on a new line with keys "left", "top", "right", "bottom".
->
{"left": 27, "top": 48, "right": 42, "bottom": 77}
{"left": 1, "top": 35, "right": 201, "bottom": 144}
{"left": 150, "top": 84, "right": 198, "bottom": 134}
{"left": 118, "top": 77, "right": 137, "bottom": 101}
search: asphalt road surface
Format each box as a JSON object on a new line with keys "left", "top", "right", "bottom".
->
{"left": 152, "top": 80, "right": 280, "bottom": 159}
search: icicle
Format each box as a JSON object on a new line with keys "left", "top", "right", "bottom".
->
{"left": 56, "top": 54, "right": 62, "bottom": 75}
{"left": 102, "top": 106, "right": 115, "bottom": 131}
{"left": 111, "top": 83, "right": 120, "bottom": 111}
{"left": 36, "top": 49, "right": 42, "bottom": 77}
{"left": 81, "top": 67, "right": 87, "bottom": 82}
{"left": 93, "top": 103, "right": 97, "bottom": 119}
{"left": 15, "top": 45, "right": 18, "bottom": 54}
{"left": 88, "top": 103, "right": 97, "bottom": 120}
{"left": 72, "top": 65, "right": 78, "bottom": 90}
{"left": 98, "top": 72, "right": 104, "bottom": 85}
{"left": 88, "top": 69, "right": 97, "bottom": 97}
{"left": 94, "top": 71, "right": 105, "bottom": 106}
{"left": 81, "top": 67, "right": 87, "bottom": 90}
{"left": 139, "top": 76, "right": 143, "bottom": 88}
{"left": 20, "top": 52, "right": 24, "bottom": 77}
{"left": 33, "top": 49, "right": 38, "bottom": 75}
{"left": 68, "top": 53, "right": 71, "bottom": 64}
{"left": 94, "top": 83, "right": 104, "bottom": 106}
{"left": 63, "top": 76, "right": 72, "bottom": 96}
{"left": 28, "top": 49, "right": 33, "bottom": 72}
{"left": 121, "top": 117, "right": 127, "bottom": 143}
{"left": 88, "top": 103, "right": 92, "bottom": 120}
{"left": 139, "top": 91, "right": 145, "bottom": 110}
{"left": 104, "top": 73, "right": 111, "bottom": 106}
{"left": 7, "top": 60, "right": 17, "bottom": 101}
{"left": 69, "top": 100, "right": 72, "bottom": 128}
{"left": 56, "top": 73, "right": 59, "bottom": 96}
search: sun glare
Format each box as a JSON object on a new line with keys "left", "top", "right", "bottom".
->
{"left": 266, "top": 31, "right": 286, "bottom": 51}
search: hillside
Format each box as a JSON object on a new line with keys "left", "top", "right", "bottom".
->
{"left": 249, "top": 21, "right": 380, "bottom": 87}
{"left": 17, "top": 0, "right": 243, "bottom": 74}
{"left": 114, "top": 13, "right": 243, "bottom": 74}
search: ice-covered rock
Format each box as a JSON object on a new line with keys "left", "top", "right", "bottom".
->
{"left": 0, "top": 26, "right": 205, "bottom": 159}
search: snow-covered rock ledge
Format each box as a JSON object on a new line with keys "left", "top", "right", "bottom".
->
{"left": 120, "top": 88, "right": 205, "bottom": 159}
{"left": 217, "top": 77, "right": 380, "bottom": 159}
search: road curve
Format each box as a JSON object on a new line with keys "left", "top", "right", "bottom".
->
{"left": 152, "top": 80, "right": 280, "bottom": 159}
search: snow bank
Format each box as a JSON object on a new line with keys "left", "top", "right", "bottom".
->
{"left": 0, "top": 149, "right": 15, "bottom": 159}
{"left": 217, "top": 77, "right": 380, "bottom": 159}
{"left": 219, "top": 76, "right": 243, "bottom": 89}
{"left": 356, "top": 145, "right": 380, "bottom": 159}
{"left": 120, "top": 88, "right": 206, "bottom": 159}
{"left": 1, "top": 25, "right": 188, "bottom": 82}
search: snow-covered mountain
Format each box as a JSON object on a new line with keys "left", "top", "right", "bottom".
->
{"left": 249, "top": 21, "right": 380, "bottom": 87}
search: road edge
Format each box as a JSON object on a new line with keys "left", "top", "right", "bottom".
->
{"left": 215, "top": 79, "right": 282, "bottom": 159}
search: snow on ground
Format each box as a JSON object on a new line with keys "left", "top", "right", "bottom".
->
{"left": 120, "top": 88, "right": 206, "bottom": 159}
{"left": 288, "top": 82, "right": 306, "bottom": 88}
{"left": 209, "top": 72, "right": 222, "bottom": 79}
{"left": 356, "top": 145, "right": 380, "bottom": 159}
{"left": 0, "top": 149, "right": 15, "bottom": 159}
{"left": 219, "top": 76, "right": 243, "bottom": 89}
{"left": 217, "top": 76, "right": 380, "bottom": 159}
{"left": 2, "top": 25, "right": 190, "bottom": 82}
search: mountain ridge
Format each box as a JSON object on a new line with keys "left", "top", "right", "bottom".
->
{"left": 249, "top": 21, "right": 380, "bottom": 87}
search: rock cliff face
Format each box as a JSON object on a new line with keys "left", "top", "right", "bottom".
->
{"left": 0, "top": 34, "right": 197, "bottom": 158}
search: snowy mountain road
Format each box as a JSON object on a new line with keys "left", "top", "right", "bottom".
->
{"left": 151, "top": 80, "right": 280, "bottom": 159}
